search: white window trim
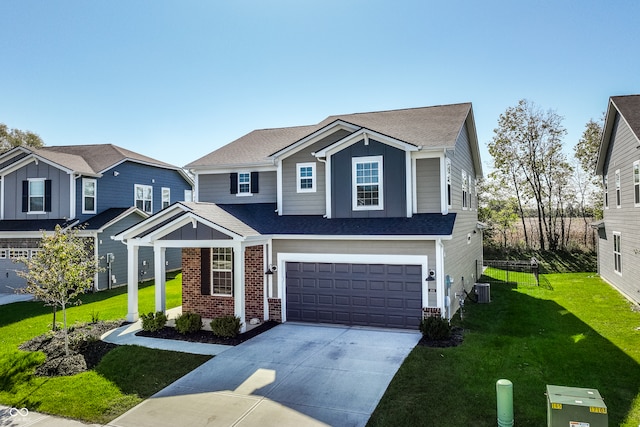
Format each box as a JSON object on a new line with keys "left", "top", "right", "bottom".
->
{"left": 613, "top": 231, "right": 622, "bottom": 275}
{"left": 615, "top": 169, "right": 621, "bottom": 208}
{"left": 296, "top": 162, "right": 316, "bottom": 193}
{"left": 352, "top": 155, "right": 384, "bottom": 211}
{"left": 134, "top": 184, "right": 153, "bottom": 214}
{"left": 446, "top": 158, "right": 452, "bottom": 208}
{"left": 634, "top": 161, "right": 640, "bottom": 207}
{"left": 161, "top": 187, "right": 170, "bottom": 209}
{"left": 82, "top": 178, "right": 97, "bottom": 214}
{"left": 27, "top": 178, "right": 46, "bottom": 214}
{"left": 604, "top": 174, "right": 609, "bottom": 209}
{"left": 211, "top": 247, "right": 233, "bottom": 296}
{"left": 462, "top": 170, "right": 469, "bottom": 210}
{"left": 184, "top": 189, "right": 193, "bottom": 202}
{"left": 237, "top": 172, "right": 252, "bottom": 197}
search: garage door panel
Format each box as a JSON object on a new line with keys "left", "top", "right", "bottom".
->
{"left": 286, "top": 262, "right": 423, "bottom": 329}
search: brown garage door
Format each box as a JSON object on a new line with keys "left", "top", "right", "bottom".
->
{"left": 285, "top": 262, "right": 422, "bottom": 329}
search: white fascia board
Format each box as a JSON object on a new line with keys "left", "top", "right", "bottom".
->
{"left": 270, "top": 234, "right": 453, "bottom": 241}
{"left": 270, "top": 121, "right": 360, "bottom": 159}
{"left": 189, "top": 163, "right": 277, "bottom": 175}
{"left": 276, "top": 158, "right": 283, "bottom": 216}
{"left": 113, "top": 203, "right": 192, "bottom": 241}
{"left": 0, "top": 154, "right": 76, "bottom": 177}
{"left": 314, "top": 128, "right": 419, "bottom": 158}
{"left": 93, "top": 208, "right": 148, "bottom": 233}
{"left": 0, "top": 146, "right": 31, "bottom": 164}
{"left": 140, "top": 212, "right": 245, "bottom": 244}
{"left": 411, "top": 149, "right": 448, "bottom": 160}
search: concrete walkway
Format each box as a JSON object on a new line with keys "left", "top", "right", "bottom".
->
{"left": 108, "top": 323, "right": 420, "bottom": 427}
{"left": 0, "top": 292, "right": 33, "bottom": 305}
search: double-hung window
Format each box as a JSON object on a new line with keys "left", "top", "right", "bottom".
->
{"left": 135, "top": 184, "right": 153, "bottom": 214}
{"left": 613, "top": 232, "right": 622, "bottom": 274}
{"left": 615, "top": 169, "right": 621, "bottom": 208}
{"left": 352, "top": 156, "right": 383, "bottom": 210}
{"left": 297, "top": 163, "right": 316, "bottom": 192}
{"left": 161, "top": 187, "right": 170, "bottom": 209}
{"left": 211, "top": 247, "right": 233, "bottom": 295}
{"left": 238, "top": 173, "right": 251, "bottom": 195}
{"left": 462, "top": 170, "right": 469, "bottom": 210}
{"left": 634, "top": 161, "right": 640, "bottom": 207}
{"left": 28, "top": 179, "right": 46, "bottom": 213}
{"left": 82, "top": 178, "right": 97, "bottom": 214}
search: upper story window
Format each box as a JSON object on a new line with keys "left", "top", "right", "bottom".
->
{"left": 22, "top": 178, "right": 51, "bottom": 214}
{"left": 613, "top": 232, "right": 622, "bottom": 274}
{"left": 230, "top": 172, "right": 258, "bottom": 196}
{"left": 161, "top": 187, "right": 170, "bottom": 209}
{"left": 297, "top": 162, "right": 316, "bottom": 193}
{"left": 615, "top": 169, "right": 621, "bottom": 208}
{"left": 135, "top": 184, "right": 153, "bottom": 214}
{"left": 352, "top": 156, "right": 383, "bottom": 210}
{"left": 604, "top": 175, "right": 609, "bottom": 209}
{"left": 446, "top": 158, "right": 452, "bottom": 208}
{"left": 634, "top": 161, "right": 640, "bottom": 207}
{"left": 462, "top": 170, "right": 469, "bottom": 210}
{"left": 82, "top": 178, "right": 97, "bottom": 214}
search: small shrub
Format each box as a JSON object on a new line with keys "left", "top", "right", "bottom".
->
{"left": 175, "top": 312, "right": 202, "bottom": 334}
{"left": 210, "top": 316, "right": 242, "bottom": 338}
{"left": 140, "top": 311, "right": 168, "bottom": 332}
{"left": 420, "top": 316, "right": 451, "bottom": 341}
{"left": 90, "top": 310, "right": 100, "bottom": 324}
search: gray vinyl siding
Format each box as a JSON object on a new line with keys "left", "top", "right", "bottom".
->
{"left": 272, "top": 239, "right": 436, "bottom": 299}
{"left": 416, "top": 158, "right": 441, "bottom": 213}
{"left": 198, "top": 171, "right": 276, "bottom": 204}
{"left": 448, "top": 124, "right": 476, "bottom": 213}
{"left": 331, "top": 139, "right": 406, "bottom": 218}
{"left": 97, "top": 213, "right": 144, "bottom": 289}
{"left": 161, "top": 223, "right": 232, "bottom": 240}
{"left": 3, "top": 163, "right": 71, "bottom": 220}
{"left": 598, "top": 113, "right": 640, "bottom": 303}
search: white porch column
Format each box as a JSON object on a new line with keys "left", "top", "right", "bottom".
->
{"left": 126, "top": 243, "right": 139, "bottom": 322}
{"left": 234, "top": 243, "right": 246, "bottom": 332}
{"left": 154, "top": 245, "right": 166, "bottom": 313}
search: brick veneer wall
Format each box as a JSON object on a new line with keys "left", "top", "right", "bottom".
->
{"left": 268, "top": 298, "right": 282, "bottom": 322}
{"left": 423, "top": 307, "right": 442, "bottom": 319}
{"left": 244, "top": 245, "right": 264, "bottom": 321}
{"left": 182, "top": 248, "right": 234, "bottom": 318}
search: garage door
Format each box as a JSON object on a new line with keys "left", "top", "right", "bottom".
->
{"left": 285, "top": 262, "right": 422, "bottom": 329}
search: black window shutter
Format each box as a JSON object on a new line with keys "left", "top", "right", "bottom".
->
{"left": 250, "top": 172, "right": 259, "bottom": 193}
{"left": 21, "top": 181, "right": 28, "bottom": 212}
{"left": 230, "top": 173, "right": 238, "bottom": 194}
{"left": 201, "top": 248, "right": 211, "bottom": 295}
{"left": 44, "top": 180, "right": 52, "bottom": 212}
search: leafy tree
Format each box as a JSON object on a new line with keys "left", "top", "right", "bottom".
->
{"left": 0, "top": 123, "right": 44, "bottom": 152}
{"left": 575, "top": 117, "right": 604, "bottom": 178}
{"left": 488, "top": 99, "right": 571, "bottom": 251}
{"left": 17, "top": 225, "right": 102, "bottom": 356}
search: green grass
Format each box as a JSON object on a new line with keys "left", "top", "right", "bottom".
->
{"left": 368, "top": 272, "right": 640, "bottom": 426}
{"left": 0, "top": 274, "right": 212, "bottom": 424}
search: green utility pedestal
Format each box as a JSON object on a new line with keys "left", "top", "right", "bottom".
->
{"left": 546, "top": 385, "right": 607, "bottom": 427}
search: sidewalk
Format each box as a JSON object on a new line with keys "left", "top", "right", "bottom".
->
{"left": 0, "top": 405, "right": 102, "bottom": 427}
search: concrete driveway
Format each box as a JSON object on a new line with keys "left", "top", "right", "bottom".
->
{"left": 108, "top": 323, "right": 420, "bottom": 427}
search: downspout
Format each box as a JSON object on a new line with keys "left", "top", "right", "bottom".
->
{"left": 316, "top": 156, "right": 330, "bottom": 218}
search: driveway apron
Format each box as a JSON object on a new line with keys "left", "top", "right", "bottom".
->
{"left": 108, "top": 323, "right": 420, "bottom": 427}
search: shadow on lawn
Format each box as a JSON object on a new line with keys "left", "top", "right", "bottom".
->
{"left": 461, "top": 277, "right": 640, "bottom": 426}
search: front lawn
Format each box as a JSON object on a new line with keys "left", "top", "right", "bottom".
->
{"left": 0, "top": 274, "right": 212, "bottom": 424}
{"left": 368, "top": 273, "right": 640, "bottom": 426}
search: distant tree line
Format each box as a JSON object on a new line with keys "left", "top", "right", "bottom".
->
{"left": 480, "top": 99, "right": 602, "bottom": 253}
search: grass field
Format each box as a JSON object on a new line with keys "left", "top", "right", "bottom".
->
{"left": 0, "top": 274, "right": 212, "bottom": 424}
{"left": 368, "top": 272, "right": 640, "bottom": 426}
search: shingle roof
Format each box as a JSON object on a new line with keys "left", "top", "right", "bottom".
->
{"left": 611, "top": 95, "right": 640, "bottom": 141}
{"left": 77, "top": 207, "right": 144, "bottom": 231}
{"left": 38, "top": 144, "right": 177, "bottom": 173}
{"left": 185, "top": 103, "right": 472, "bottom": 168}
{"left": 0, "top": 219, "right": 77, "bottom": 232}
{"left": 216, "top": 203, "right": 456, "bottom": 236}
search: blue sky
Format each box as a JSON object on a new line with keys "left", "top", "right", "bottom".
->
{"left": 1, "top": 1, "right": 639, "bottom": 170}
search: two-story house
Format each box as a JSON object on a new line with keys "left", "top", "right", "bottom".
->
{"left": 0, "top": 144, "right": 193, "bottom": 293}
{"left": 595, "top": 95, "right": 640, "bottom": 304}
{"left": 115, "top": 103, "right": 484, "bottom": 330}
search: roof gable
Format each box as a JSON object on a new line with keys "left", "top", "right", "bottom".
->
{"left": 596, "top": 95, "right": 640, "bottom": 175}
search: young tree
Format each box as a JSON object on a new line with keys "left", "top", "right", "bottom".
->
{"left": 17, "top": 225, "right": 102, "bottom": 356}
{"left": 0, "top": 123, "right": 44, "bottom": 152}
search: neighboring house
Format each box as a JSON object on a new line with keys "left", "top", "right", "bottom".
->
{"left": 0, "top": 144, "right": 193, "bottom": 293}
{"left": 115, "top": 103, "right": 484, "bottom": 330}
{"left": 594, "top": 95, "right": 640, "bottom": 304}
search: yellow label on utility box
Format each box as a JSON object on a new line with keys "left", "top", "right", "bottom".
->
{"left": 589, "top": 406, "right": 607, "bottom": 414}
{"left": 551, "top": 402, "right": 562, "bottom": 410}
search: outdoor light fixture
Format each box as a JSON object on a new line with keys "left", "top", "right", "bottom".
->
{"left": 265, "top": 264, "right": 277, "bottom": 275}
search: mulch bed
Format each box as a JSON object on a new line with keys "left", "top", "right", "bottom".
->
{"left": 136, "top": 320, "right": 280, "bottom": 346}
{"left": 417, "top": 326, "right": 464, "bottom": 348}
{"left": 19, "top": 320, "right": 124, "bottom": 377}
